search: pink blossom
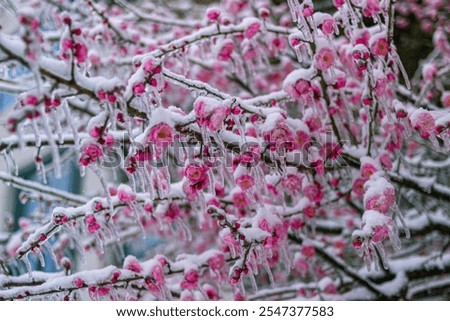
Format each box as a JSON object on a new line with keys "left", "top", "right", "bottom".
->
{"left": 324, "top": 283, "right": 338, "bottom": 295}
{"left": 148, "top": 123, "right": 174, "bottom": 145}
{"left": 333, "top": 0, "right": 345, "bottom": 8}
{"left": 301, "top": 245, "right": 315, "bottom": 258}
{"left": 410, "top": 109, "right": 436, "bottom": 138}
{"left": 363, "top": 0, "right": 381, "bottom": 17}
{"left": 303, "top": 205, "right": 316, "bottom": 219}
{"left": 315, "top": 47, "right": 335, "bottom": 71}
{"left": 423, "top": 63, "right": 438, "bottom": 81}
{"left": 133, "top": 82, "right": 145, "bottom": 94}
{"left": 244, "top": 22, "right": 260, "bottom": 39}
{"left": 85, "top": 215, "right": 101, "bottom": 234}
{"left": 286, "top": 80, "right": 312, "bottom": 101}
{"left": 180, "top": 269, "right": 199, "bottom": 290}
{"left": 117, "top": 184, "right": 136, "bottom": 203}
{"left": 379, "top": 153, "right": 393, "bottom": 170}
{"left": 206, "top": 8, "right": 221, "bottom": 22}
{"left": 79, "top": 143, "right": 103, "bottom": 166}
{"left": 208, "top": 107, "right": 229, "bottom": 131}
{"left": 207, "top": 253, "right": 225, "bottom": 270}
{"left": 360, "top": 163, "right": 378, "bottom": 178}
{"left": 371, "top": 38, "right": 389, "bottom": 57}
{"left": 303, "top": 182, "right": 324, "bottom": 204}
{"left": 235, "top": 174, "right": 255, "bottom": 190}
{"left": 372, "top": 225, "right": 389, "bottom": 243}
{"left": 441, "top": 92, "right": 450, "bottom": 108}
{"left": 151, "top": 266, "right": 165, "bottom": 285}
{"left": 263, "top": 123, "right": 295, "bottom": 151}
{"left": 294, "top": 258, "right": 310, "bottom": 277}
{"left": 352, "top": 177, "right": 367, "bottom": 197}
{"left": 232, "top": 191, "right": 249, "bottom": 209}
{"left": 24, "top": 95, "right": 39, "bottom": 106}
{"left": 302, "top": 6, "right": 314, "bottom": 17}
{"left": 281, "top": 174, "right": 303, "bottom": 195}
{"left": 365, "top": 194, "right": 391, "bottom": 214}
{"left": 352, "top": 237, "right": 363, "bottom": 249}
{"left": 217, "top": 41, "right": 234, "bottom": 61}
{"left": 184, "top": 164, "right": 207, "bottom": 183}
{"left": 73, "top": 278, "right": 84, "bottom": 288}
{"left": 164, "top": 203, "right": 180, "bottom": 223}
{"left": 321, "top": 19, "right": 335, "bottom": 35}
{"left": 143, "top": 58, "right": 161, "bottom": 74}
{"left": 204, "top": 285, "right": 219, "bottom": 300}
{"left": 74, "top": 43, "right": 87, "bottom": 63}
{"left": 97, "top": 287, "right": 110, "bottom": 296}
{"left": 62, "top": 39, "right": 73, "bottom": 51}
{"left": 124, "top": 256, "right": 142, "bottom": 273}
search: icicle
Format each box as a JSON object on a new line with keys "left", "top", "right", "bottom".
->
{"left": 391, "top": 50, "right": 411, "bottom": 89}
{"left": 161, "top": 167, "right": 171, "bottom": 195}
{"left": 35, "top": 247, "right": 46, "bottom": 268}
{"left": 344, "top": 0, "right": 359, "bottom": 26}
{"left": 94, "top": 233, "right": 105, "bottom": 255}
{"left": 279, "top": 243, "right": 291, "bottom": 271}
{"left": 43, "top": 241, "right": 60, "bottom": 269}
{"left": 21, "top": 253, "right": 32, "bottom": 277}
{"left": 36, "top": 159, "right": 47, "bottom": 184}
{"left": 17, "top": 123, "right": 26, "bottom": 150}
{"left": 388, "top": 223, "right": 402, "bottom": 252}
{"left": 176, "top": 218, "right": 192, "bottom": 241}
{"left": 30, "top": 118, "right": 41, "bottom": 147}
{"left": 131, "top": 203, "right": 146, "bottom": 236}
{"left": 229, "top": 243, "right": 237, "bottom": 258}
{"left": 262, "top": 256, "right": 275, "bottom": 286}
{"left": 79, "top": 164, "right": 86, "bottom": 177}
{"left": 374, "top": 14, "right": 383, "bottom": 31}
{"left": 40, "top": 107, "right": 62, "bottom": 178}
{"left": 287, "top": 0, "right": 299, "bottom": 23}
{"left": 374, "top": 243, "right": 388, "bottom": 270}
{"left": 62, "top": 224, "right": 86, "bottom": 263}
{"left": 370, "top": 244, "right": 380, "bottom": 271}
{"left": 48, "top": 110, "right": 63, "bottom": 145}
{"left": 91, "top": 166, "right": 114, "bottom": 214}
{"left": 8, "top": 151, "right": 19, "bottom": 176}
{"left": 1, "top": 151, "right": 11, "bottom": 175}
{"left": 248, "top": 267, "right": 258, "bottom": 293}
{"left": 62, "top": 100, "right": 80, "bottom": 150}
{"left": 392, "top": 205, "right": 410, "bottom": 239}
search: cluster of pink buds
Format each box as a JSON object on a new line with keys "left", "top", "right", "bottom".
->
{"left": 132, "top": 57, "right": 163, "bottom": 94}
{"left": 180, "top": 268, "right": 199, "bottom": 290}
{"left": 43, "top": 95, "right": 61, "bottom": 113}
{"left": 60, "top": 17, "right": 87, "bottom": 64}
{"left": 97, "top": 88, "right": 121, "bottom": 103}
{"left": 79, "top": 143, "right": 103, "bottom": 166}
{"left": 409, "top": 109, "right": 436, "bottom": 139}
{"left": 352, "top": 44, "right": 371, "bottom": 72}
{"left": 193, "top": 96, "right": 230, "bottom": 131}
{"left": 18, "top": 11, "right": 42, "bottom": 61}
{"left": 352, "top": 175, "right": 406, "bottom": 268}
{"left": 184, "top": 164, "right": 210, "bottom": 195}
{"left": 123, "top": 256, "right": 142, "bottom": 273}
{"left": 117, "top": 184, "right": 136, "bottom": 203}
{"left": 85, "top": 215, "right": 101, "bottom": 234}
{"left": 21, "top": 94, "right": 39, "bottom": 107}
